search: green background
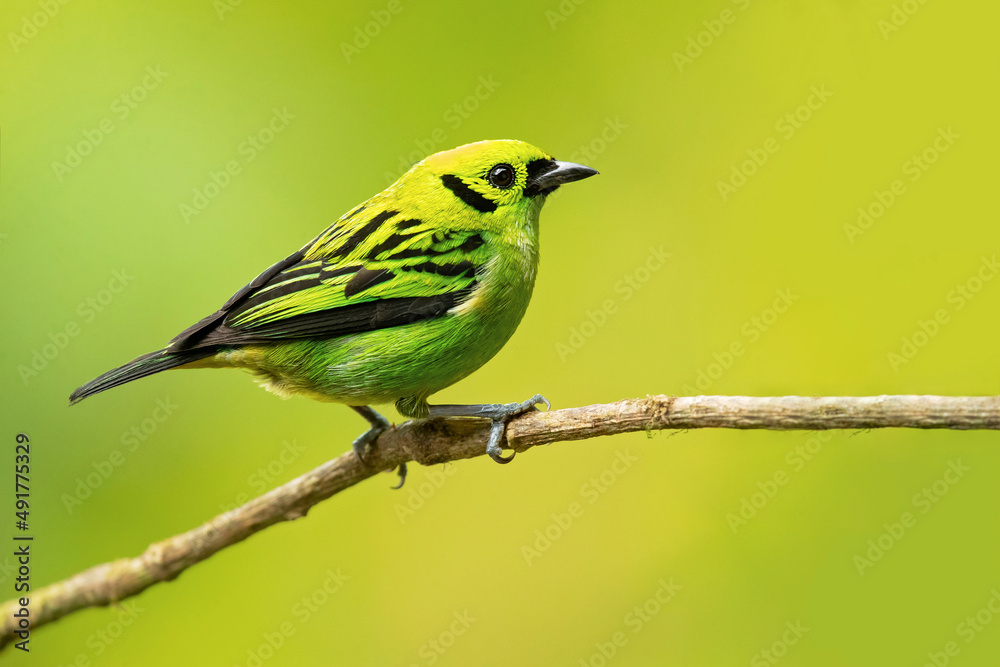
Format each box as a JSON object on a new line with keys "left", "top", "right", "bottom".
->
{"left": 2, "top": 0, "right": 999, "bottom": 664}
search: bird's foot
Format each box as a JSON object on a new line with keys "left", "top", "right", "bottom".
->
{"left": 350, "top": 406, "right": 408, "bottom": 485}
{"left": 422, "top": 394, "right": 551, "bottom": 464}
{"left": 351, "top": 420, "right": 388, "bottom": 466}
{"left": 351, "top": 412, "right": 408, "bottom": 489}
{"left": 472, "top": 394, "right": 550, "bottom": 464}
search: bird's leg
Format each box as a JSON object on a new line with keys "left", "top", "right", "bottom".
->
{"left": 349, "top": 406, "right": 406, "bottom": 488}
{"left": 349, "top": 405, "right": 389, "bottom": 463}
{"left": 427, "top": 394, "right": 550, "bottom": 464}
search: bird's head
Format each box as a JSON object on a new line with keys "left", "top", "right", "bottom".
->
{"left": 391, "top": 140, "right": 598, "bottom": 233}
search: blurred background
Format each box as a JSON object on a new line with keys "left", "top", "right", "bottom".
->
{"left": 2, "top": 0, "right": 999, "bottom": 664}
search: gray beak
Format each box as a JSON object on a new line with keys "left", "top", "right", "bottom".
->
{"left": 526, "top": 160, "right": 599, "bottom": 196}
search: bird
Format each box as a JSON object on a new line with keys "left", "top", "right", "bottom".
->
{"left": 70, "top": 139, "right": 598, "bottom": 484}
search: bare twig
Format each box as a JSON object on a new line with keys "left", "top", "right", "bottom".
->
{"left": 4, "top": 394, "right": 998, "bottom": 648}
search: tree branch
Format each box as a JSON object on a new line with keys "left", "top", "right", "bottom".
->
{"left": 5, "top": 394, "right": 998, "bottom": 648}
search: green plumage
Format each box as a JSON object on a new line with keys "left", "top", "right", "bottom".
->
{"left": 71, "top": 140, "right": 597, "bottom": 458}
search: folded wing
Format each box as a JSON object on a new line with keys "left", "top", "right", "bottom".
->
{"left": 169, "top": 208, "right": 485, "bottom": 352}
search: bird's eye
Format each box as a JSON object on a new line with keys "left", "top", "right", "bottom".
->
{"left": 487, "top": 164, "right": 516, "bottom": 189}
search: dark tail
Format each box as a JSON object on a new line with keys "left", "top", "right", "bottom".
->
{"left": 69, "top": 348, "right": 214, "bottom": 405}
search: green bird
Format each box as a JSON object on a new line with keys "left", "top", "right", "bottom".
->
{"left": 70, "top": 140, "right": 597, "bottom": 480}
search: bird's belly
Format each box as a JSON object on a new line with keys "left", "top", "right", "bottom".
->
{"left": 227, "top": 307, "right": 524, "bottom": 406}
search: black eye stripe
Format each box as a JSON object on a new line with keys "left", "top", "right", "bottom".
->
{"left": 523, "top": 158, "right": 559, "bottom": 197}
{"left": 440, "top": 174, "right": 498, "bottom": 213}
{"left": 526, "top": 158, "right": 557, "bottom": 181}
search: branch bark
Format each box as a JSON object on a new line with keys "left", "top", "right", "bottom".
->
{"left": 4, "top": 394, "right": 999, "bottom": 648}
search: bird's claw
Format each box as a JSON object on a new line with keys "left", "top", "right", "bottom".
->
{"left": 482, "top": 394, "right": 549, "bottom": 464}
{"left": 351, "top": 409, "right": 391, "bottom": 467}
{"left": 391, "top": 462, "right": 408, "bottom": 489}
{"left": 486, "top": 421, "right": 514, "bottom": 464}
{"left": 351, "top": 431, "right": 376, "bottom": 466}
{"left": 353, "top": 423, "right": 408, "bottom": 489}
